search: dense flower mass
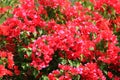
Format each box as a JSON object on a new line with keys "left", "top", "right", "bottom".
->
{"left": 0, "top": 0, "right": 120, "bottom": 79}
{"left": 0, "top": 51, "right": 20, "bottom": 77}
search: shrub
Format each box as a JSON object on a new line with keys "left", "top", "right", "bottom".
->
{"left": 0, "top": 0, "right": 120, "bottom": 80}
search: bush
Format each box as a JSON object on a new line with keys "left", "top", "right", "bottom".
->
{"left": 0, "top": 0, "right": 120, "bottom": 80}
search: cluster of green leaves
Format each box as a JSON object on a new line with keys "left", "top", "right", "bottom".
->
{"left": 41, "top": 7, "right": 66, "bottom": 24}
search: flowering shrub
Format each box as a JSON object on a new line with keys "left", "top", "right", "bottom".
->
{"left": 0, "top": 0, "right": 120, "bottom": 79}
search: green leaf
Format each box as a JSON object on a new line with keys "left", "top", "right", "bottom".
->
{"left": 21, "top": 63, "right": 29, "bottom": 70}
{"left": 60, "top": 58, "right": 67, "bottom": 65}
{"left": 39, "top": 75, "right": 49, "bottom": 80}
{"left": 72, "top": 75, "right": 81, "bottom": 80}
{"left": 96, "top": 39, "right": 108, "bottom": 52}
{"left": 68, "top": 59, "right": 80, "bottom": 67}
{"left": 26, "top": 48, "right": 32, "bottom": 57}
{"left": 0, "top": 60, "right": 3, "bottom": 64}
{"left": 33, "top": 69, "right": 39, "bottom": 77}
{"left": 0, "top": 14, "right": 6, "bottom": 24}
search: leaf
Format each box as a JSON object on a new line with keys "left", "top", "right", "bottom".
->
{"left": 96, "top": 39, "right": 108, "bottom": 52}
{"left": 0, "top": 14, "right": 6, "bottom": 24}
{"left": 21, "top": 63, "right": 29, "bottom": 70}
{"left": 26, "top": 48, "right": 32, "bottom": 57}
{"left": 33, "top": 69, "right": 39, "bottom": 77}
{"left": 39, "top": 75, "right": 49, "bottom": 80}
{"left": 72, "top": 75, "right": 81, "bottom": 80}
{"left": 60, "top": 58, "right": 67, "bottom": 65}
{"left": 68, "top": 59, "right": 80, "bottom": 67}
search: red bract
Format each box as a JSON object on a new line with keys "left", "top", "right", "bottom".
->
{"left": 80, "top": 63, "right": 106, "bottom": 80}
{"left": 7, "top": 52, "right": 14, "bottom": 69}
{"left": 0, "top": 51, "right": 19, "bottom": 77}
{"left": 0, "top": 25, "right": 11, "bottom": 36}
{"left": 19, "top": 0, "right": 35, "bottom": 9}
{"left": 30, "top": 36, "right": 54, "bottom": 70}
{"left": 108, "top": 71, "right": 113, "bottom": 79}
{"left": 0, "top": 65, "right": 12, "bottom": 77}
{"left": 0, "top": 51, "right": 14, "bottom": 69}
{"left": 38, "top": 0, "right": 70, "bottom": 8}
{"left": 0, "top": 18, "right": 21, "bottom": 37}
{"left": 98, "top": 43, "right": 120, "bottom": 64}
{"left": 90, "top": 0, "right": 120, "bottom": 14}
{"left": 48, "top": 65, "right": 73, "bottom": 80}
{"left": 48, "top": 63, "right": 106, "bottom": 80}
{"left": 14, "top": 66, "right": 20, "bottom": 75}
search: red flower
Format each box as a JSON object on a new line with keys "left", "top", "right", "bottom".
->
{"left": 0, "top": 51, "right": 7, "bottom": 58}
{"left": 0, "top": 65, "right": 7, "bottom": 77}
{"left": 7, "top": 52, "right": 14, "bottom": 69}
{"left": 107, "top": 72, "right": 113, "bottom": 79}
{"left": 0, "top": 25, "right": 11, "bottom": 36}
{"left": 0, "top": 65, "right": 12, "bottom": 77}
{"left": 14, "top": 66, "right": 20, "bottom": 75}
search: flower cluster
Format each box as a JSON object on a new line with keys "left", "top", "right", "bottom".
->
{"left": 48, "top": 63, "right": 106, "bottom": 80}
{"left": 0, "top": 51, "right": 20, "bottom": 77}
